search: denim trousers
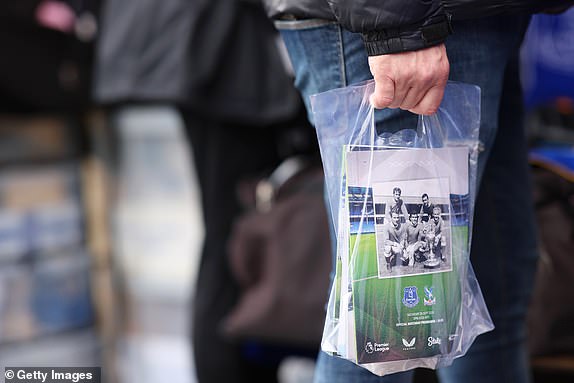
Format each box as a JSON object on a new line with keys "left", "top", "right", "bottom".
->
{"left": 277, "top": 14, "right": 538, "bottom": 383}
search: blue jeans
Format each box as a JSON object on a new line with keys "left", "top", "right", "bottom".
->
{"left": 277, "top": 15, "right": 537, "bottom": 383}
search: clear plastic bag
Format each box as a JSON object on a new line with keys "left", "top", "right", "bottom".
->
{"left": 310, "top": 80, "right": 494, "bottom": 375}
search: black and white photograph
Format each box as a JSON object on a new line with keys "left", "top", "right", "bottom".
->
{"left": 372, "top": 178, "right": 452, "bottom": 278}
{"left": 345, "top": 147, "right": 469, "bottom": 279}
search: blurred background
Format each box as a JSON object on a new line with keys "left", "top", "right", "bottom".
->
{"left": 0, "top": 1, "right": 573, "bottom": 383}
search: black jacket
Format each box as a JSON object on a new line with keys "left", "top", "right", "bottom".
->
{"left": 96, "top": 0, "right": 301, "bottom": 125}
{"left": 264, "top": 0, "right": 573, "bottom": 55}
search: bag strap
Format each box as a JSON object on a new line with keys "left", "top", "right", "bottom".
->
{"left": 255, "top": 156, "right": 309, "bottom": 212}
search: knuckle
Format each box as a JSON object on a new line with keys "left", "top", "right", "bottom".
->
{"left": 372, "top": 95, "right": 393, "bottom": 108}
{"left": 378, "top": 94, "right": 394, "bottom": 104}
{"left": 439, "top": 62, "right": 450, "bottom": 80}
{"left": 411, "top": 103, "right": 439, "bottom": 115}
{"left": 402, "top": 66, "right": 417, "bottom": 80}
{"left": 419, "top": 71, "right": 434, "bottom": 85}
{"left": 400, "top": 101, "right": 415, "bottom": 110}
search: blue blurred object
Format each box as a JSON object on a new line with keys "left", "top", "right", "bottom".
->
{"left": 31, "top": 254, "right": 94, "bottom": 333}
{"left": 521, "top": 8, "right": 574, "bottom": 109}
{"left": 529, "top": 144, "right": 574, "bottom": 180}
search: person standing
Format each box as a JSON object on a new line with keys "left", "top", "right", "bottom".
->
{"left": 385, "top": 187, "right": 409, "bottom": 224}
{"left": 96, "top": 0, "right": 317, "bottom": 381}
{"left": 183, "top": 1, "right": 317, "bottom": 381}
{"left": 261, "top": 0, "right": 574, "bottom": 382}
{"left": 419, "top": 193, "right": 434, "bottom": 223}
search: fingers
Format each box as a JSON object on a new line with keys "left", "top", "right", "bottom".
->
{"left": 408, "top": 84, "right": 447, "bottom": 115}
{"left": 388, "top": 84, "right": 411, "bottom": 109}
{"left": 367, "top": 43, "right": 450, "bottom": 115}
{"left": 400, "top": 86, "right": 425, "bottom": 111}
{"left": 369, "top": 75, "right": 395, "bottom": 109}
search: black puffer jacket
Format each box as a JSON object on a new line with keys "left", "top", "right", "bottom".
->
{"left": 264, "top": 0, "right": 573, "bottom": 55}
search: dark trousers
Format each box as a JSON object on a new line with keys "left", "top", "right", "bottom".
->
{"left": 184, "top": 111, "right": 296, "bottom": 383}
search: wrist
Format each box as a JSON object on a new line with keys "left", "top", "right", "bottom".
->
{"left": 362, "top": 13, "right": 452, "bottom": 56}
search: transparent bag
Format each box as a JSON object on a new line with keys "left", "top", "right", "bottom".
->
{"left": 310, "top": 80, "right": 494, "bottom": 375}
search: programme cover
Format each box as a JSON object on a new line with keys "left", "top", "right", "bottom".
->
{"left": 344, "top": 146, "right": 470, "bottom": 365}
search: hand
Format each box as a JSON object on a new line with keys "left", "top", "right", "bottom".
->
{"left": 368, "top": 43, "right": 449, "bottom": 115}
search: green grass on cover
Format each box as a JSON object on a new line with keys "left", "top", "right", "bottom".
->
{"left": 349, "top": 226, "right": 468, "bottom": 363}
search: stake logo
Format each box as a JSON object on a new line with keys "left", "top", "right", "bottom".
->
{"left": 428, "top": 337, "right": 441, "bottom": 347}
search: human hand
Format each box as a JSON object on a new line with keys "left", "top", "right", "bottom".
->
{"left": 368, "top": 43, "right": 449, "bottom": 115}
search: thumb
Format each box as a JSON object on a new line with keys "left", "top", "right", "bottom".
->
{"left": 370, "top": 76, "right": 395, "bottom": 109}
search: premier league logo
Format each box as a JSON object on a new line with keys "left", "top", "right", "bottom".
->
{"left": 365, "top": 342, "right": 374, "bottom": 354}
{"left": 424, "top": 286, "right": 436, "bottom": 306}
{"left": 402, "top": 286, "right": 419, "bottom": 308}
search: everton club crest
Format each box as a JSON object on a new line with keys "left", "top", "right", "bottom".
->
{"left": 402, "top": 286, "right": 419, "bottom": 308}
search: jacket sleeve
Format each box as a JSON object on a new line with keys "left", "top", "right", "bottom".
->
{"left": 326, "top": 0, "right": 452, "bottom": 56}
